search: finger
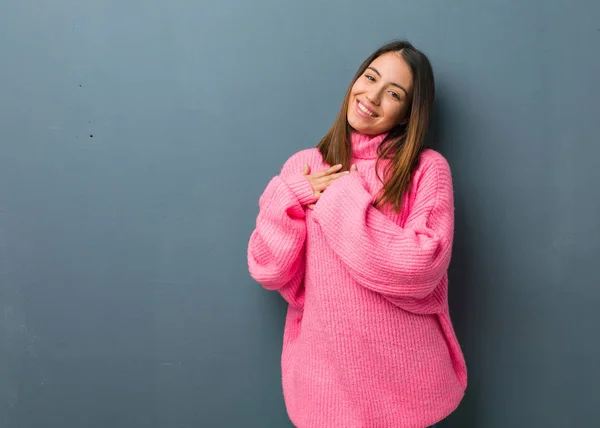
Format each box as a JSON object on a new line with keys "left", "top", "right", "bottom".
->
{"left": 320, "top": 172, "right": 349, "bottom": 189}
{"left": 313, "top": 164, "right": 343, "bottom": 178}
{"left": 350, "top": 164, "right": 358, "bottom": 172}
{"left": 313, "top": 182, "right": 328, "bottom": 192}
{"left": 316, "top": 169, "right": 348, "bottom": 184}
{"left": 307, "top": 204, "right": 315, "bottom": 209}
{"left": 326, "top": 171, "right": 351, "bottom": 181}
{"left": 325, "top": 164, "right": 344, "bottom": 175}
{"left": 314, "top": 176, "right": 333, "bottom": 186}
{"left": 302, "top": 164, "right": 310, "bottom": 175}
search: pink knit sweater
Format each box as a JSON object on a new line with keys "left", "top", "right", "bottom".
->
{"left": 248, "top": 132, "right": 467, "bottom": 428}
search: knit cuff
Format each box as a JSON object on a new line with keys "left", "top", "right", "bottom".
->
{"left": 312, "top": 173, "right": 373, "bottom": 223}
{"left": 282, "top": 172, "right": 318, "bottom": 206}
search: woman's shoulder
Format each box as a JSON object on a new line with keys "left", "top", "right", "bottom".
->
{"left": 419, "top": 148, "right": 450, "bottom": 168}
{"left": 412, "top": 149, "right": 453, "bottom": 192}
{"left": 280, "top": 147, "right": 324, "bottom": 176}
{"left": 417, "top": 148, "right": 452, "bottom": 177}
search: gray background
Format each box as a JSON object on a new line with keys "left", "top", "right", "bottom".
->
{"left": 1, "top": 0, "right": 599, "bottom": 427}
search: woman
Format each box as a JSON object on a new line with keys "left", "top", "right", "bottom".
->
{"left": 247, "top": 40, "right": 467, "bottom": 428}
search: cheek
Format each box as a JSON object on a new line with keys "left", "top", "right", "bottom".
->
{"left": 350, "top": 81, "right": 367, "bottom": 96}
{"left": 383, "top": 102, "right": 404, "bottom": 123}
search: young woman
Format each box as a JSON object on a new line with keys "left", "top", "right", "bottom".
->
{"left": 247, "top": 40, "right": 467, "bottom": 428}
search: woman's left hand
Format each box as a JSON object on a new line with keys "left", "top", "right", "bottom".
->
{"left": 308, "top": 164, "right": 358, "bottom": 209}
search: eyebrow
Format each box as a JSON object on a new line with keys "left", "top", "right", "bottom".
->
{"left": 367, "top": 66, "right": 409, "bottom": 97}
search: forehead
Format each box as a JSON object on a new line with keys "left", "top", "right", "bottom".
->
{"left": 369, "top": 51, "right": 413, "bottom": 90}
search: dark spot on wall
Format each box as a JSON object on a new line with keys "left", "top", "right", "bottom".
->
{"left": 90, "top": 134, "right": 93, "bottom": 138}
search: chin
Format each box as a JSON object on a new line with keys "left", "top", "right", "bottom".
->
{"left": 347, "top": 116, "right": 369, "bottom": 135}
{"left": 348, "top": 120, "right": 376, "bottom": 136}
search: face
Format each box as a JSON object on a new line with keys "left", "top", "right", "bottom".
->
{"left": 347, "top": 51, "right": 414, "bottom": 136}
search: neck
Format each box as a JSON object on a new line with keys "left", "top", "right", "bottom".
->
{"left": 350, "top": 131, "right": 388, "bottom": 160}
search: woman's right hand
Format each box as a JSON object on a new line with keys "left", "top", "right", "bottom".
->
{"left": 302, "top": 164, "right": 349, "bottom": 209}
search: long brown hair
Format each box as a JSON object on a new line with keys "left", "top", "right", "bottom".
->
{"left": 317, "top": 40, "right": 435, "bottom": 212}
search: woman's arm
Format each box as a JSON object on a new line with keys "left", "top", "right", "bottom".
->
{"left": 247, "top": 154, "right": 317, "bottom": 309}
{"left": 311, "top": 154, "right": 454, "bottom": 312}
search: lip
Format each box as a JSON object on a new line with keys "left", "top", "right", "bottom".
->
{"left": 355, "top": 100, "right": 377, "bottom": 118}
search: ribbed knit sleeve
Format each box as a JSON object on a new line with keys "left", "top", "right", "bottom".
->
{"left": 312, "top": 155, "right": 454, "bottom": 304}
{"left": 281, "top": 172, "right": 318, "bottom": 207}
{"left": 247, "top": 154, "right": 317, "bottom": 309}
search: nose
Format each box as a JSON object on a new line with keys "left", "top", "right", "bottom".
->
{"left": 366, "top": 88, "right": 381, "bottom": 106}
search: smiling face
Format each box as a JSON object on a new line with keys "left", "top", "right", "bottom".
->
{"left": 347, "top": 51, "right": 414, "bottom": 136}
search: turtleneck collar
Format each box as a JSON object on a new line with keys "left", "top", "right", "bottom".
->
{"left": 350, "top": 131, "right": 388, "bottom": 160}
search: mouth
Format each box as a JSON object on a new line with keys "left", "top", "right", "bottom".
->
{"left": 356, "top": 100, "right": 378, "bottom": 118}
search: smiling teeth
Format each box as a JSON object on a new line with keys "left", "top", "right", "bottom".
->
{"left": 358, "top": 102, "right": 376, "bottom": 117}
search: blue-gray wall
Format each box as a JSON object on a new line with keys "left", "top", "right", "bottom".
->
{"left": 1, "top": 1, "right": 598, "bottom": 427}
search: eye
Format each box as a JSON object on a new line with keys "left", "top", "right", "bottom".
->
{"left": 364, "top": 74, "right": 375, "bottom": 81}
{"left": 389, "top": 91, "right": 400, "bottom": 100}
